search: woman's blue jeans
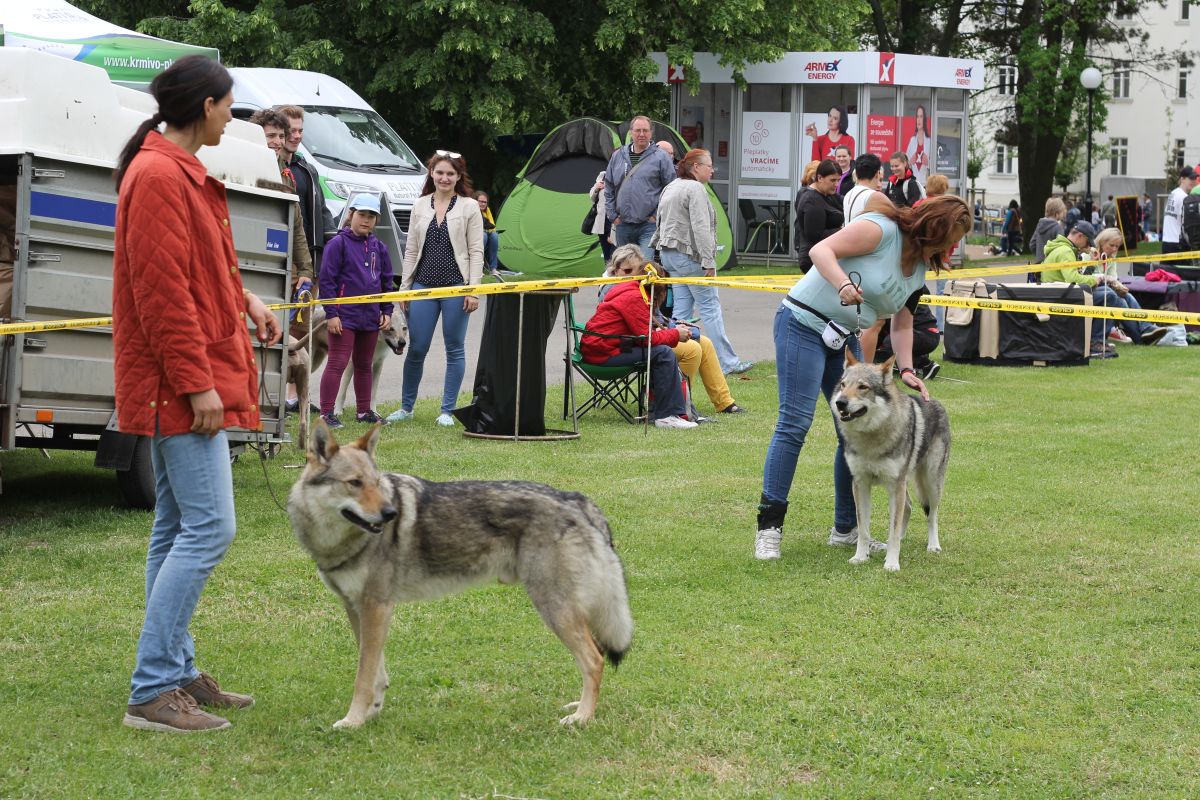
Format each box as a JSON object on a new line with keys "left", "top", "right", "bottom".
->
{"left": 129, "top": 429, "right": 236, "bottom": 705}
{"left": 483, "top": 232, "right": 499, "bottom": 272}
{"left": 761, "top": 305, "right": 859, "bottom": 532}
{"left": 660, "top": 248, "right": 742, "bottom": 373}
{"left": 402, "top": 282, "right": 471, "bottom": 413}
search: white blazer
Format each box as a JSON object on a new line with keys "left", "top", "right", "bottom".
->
{"left": 400, "top": 193, "right": 485, "bottom": 291}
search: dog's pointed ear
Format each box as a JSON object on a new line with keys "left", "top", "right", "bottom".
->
{"left": 309, "top": 418, "right": 339, "bottom": 465}
{"left": 845, "top": 347, "right": 860, "bottom": 366}
{"left": 354, "top": 423, "right": 382, "bottom": 458}
{"left": 880, "top": 355, "right": 897, "bottom": 380}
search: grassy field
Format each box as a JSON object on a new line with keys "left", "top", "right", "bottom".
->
{"left": 2, "top": 345, "right": 1199, "bottom": 798}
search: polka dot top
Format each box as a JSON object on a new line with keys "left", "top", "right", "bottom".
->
{"left": 413, "top": 195, "right": 465, "bottom": 287}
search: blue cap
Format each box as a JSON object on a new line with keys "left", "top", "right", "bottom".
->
{"left": 348, "top": 193, "right": 381, "bottom": 215}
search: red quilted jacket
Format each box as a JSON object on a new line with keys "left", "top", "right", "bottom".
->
{"left": 112, "top": 132, "right": 261, "bottom": 437}
{"left": 581, "top": 280, "right": 680, "bottom": 363}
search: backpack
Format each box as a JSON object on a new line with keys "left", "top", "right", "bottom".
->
{"left": 1181, "top": 193, "right": 1200, "bottom": 247}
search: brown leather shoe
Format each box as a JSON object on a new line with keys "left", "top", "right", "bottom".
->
{"left": 123, "top": 688, "right": 231, "bottom": 732}
{"left": 181, "top": 672, "right": 255, "bottom": 710}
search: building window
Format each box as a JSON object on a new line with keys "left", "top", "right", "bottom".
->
{"left": 1110, "top": 138, "right": 1129, "bottom": 176}
{"left": 1111, "top": 62, "right": 1131, "bottom": 98}
{"left": 998, "top": 64, "right": 1018, "bottom": 95}
{"left": 1179, "top": 69, "right": 1190, "bottom": 99}
{"left": 995, "top": 144, "right": 1015, "bottom": 175}
{"left": 1176, "top": 139, "right": 1187, "bottom": 169}
{"left": 1183, "top": 0, "right": 1190, "bottom": 20}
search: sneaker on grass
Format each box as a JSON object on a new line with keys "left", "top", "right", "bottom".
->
{"left": 827, "top": 526, "right": 887, "bottom": 553}
{"left": 654, "top": 415, "right": 698, "bottom": 429}
{"left": 320, "top": 412, "right": 344, "bottom": 430}
{"left": 754, "top": 527, "right": 782, "bottom": 560}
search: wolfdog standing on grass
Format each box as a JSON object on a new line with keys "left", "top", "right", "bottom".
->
{"left": 287, "top": 421, "right": 634, "bottom": 729}
{"left": 830, "top": 350, "right": 951, "bottom": 573}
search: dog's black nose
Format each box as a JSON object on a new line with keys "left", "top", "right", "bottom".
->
{"left": 379, "top": 505, "right": 398, "bottom": 522}
{"left": 834, "top": 398, "right": 848, "bottom": 411}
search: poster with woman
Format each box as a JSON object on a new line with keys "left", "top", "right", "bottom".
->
{"left": 802, "top": 106, "right": 857, "bottom": 163}
{"left": 899, "top": 104, "right": 932, "bottom": 183}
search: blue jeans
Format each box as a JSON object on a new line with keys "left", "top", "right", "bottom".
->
{"left": 762, "top": 306, "right": 859, "bottom": 532}
{"left": 402, "top": 282, "right": 472, "bottom": 413}
{"left": 660, "top": 248, "right": 742, "bottom": 373}
{"left": 600, "top": 345, "right": 685, "bottom": 419}
{"left": 614, "top": 220, "right": 656, "bottom": 260}
{"left": 129, "top": 430, "right": 236, "bottom": 705}
{"left": 1090, "top": 286, "right": 1122, "bottom": 343}
{"left": 483, "top": 232, "right": 499, "bottom": 272}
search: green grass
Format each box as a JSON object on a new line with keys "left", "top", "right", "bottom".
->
{"left": 3, "top": 348, "right": 1200, "bottom": 798}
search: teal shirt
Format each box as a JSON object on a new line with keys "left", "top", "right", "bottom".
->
{"left": 785, "top": 212, "right": 927, "bottom": 334}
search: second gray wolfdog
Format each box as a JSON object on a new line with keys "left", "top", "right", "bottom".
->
{"left": 830, "top": 351, "right": 951, "bottom": 573}
{"left": 287, "top": 421, "right": 633, "bottom": 729}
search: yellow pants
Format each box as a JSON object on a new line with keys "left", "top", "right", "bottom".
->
{"left": 673, "top": 335, "right": 734, "bottom": 412}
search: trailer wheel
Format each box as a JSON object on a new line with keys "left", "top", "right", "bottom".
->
{"left": 116, "top": 435, "right": 156, "bottom": 510}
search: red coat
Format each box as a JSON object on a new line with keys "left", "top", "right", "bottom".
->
{"left": 581, "top": 280, "right": 680, "bottom": 363}
{"left": 112, "top": 132, "right": 261, "bottom": 437}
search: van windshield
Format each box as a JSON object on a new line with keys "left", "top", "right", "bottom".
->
{"left": 301, "top": 106, "right": 421, "bottom": 171}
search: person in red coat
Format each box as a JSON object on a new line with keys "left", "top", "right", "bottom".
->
{"left": 581, "top": 263, "right": 696, "bottom": 429}
{"left": 112, "top": 56, "right": 281, "bottom": 734}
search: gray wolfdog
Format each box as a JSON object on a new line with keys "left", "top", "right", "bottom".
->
{"left": 287, "top": 421, "right": 634, "bottom": 729}
{"left": 830, "top": 351, "right": 951, "bottom": 573}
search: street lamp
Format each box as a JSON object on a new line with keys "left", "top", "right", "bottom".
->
{"left": 1080, "top": 66, "right": 1103, "bottom": 221}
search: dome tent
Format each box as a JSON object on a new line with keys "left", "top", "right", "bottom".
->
{"left": 495, "top": 117, "right": 735, "bottom": 278}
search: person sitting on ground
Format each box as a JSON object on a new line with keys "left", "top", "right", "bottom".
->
{"left": 1030, "top": 197, "right": 1066, "bottom": 264}
{"left": 1040, "top": 220, "right": 1118, "bottom": 358}
{"left": 794, "top": 159, "right": 845, "bottom": 273}
{"left": 1090, "top": 227, "right": 1169, "bottom": 345}
{"left": 581, "top": 261, "right": 697, "bottom": 430}
{"left": 861, "top": 291, "right": 942, "bottom": 380}
{"left": 605, "top": 247, "right": 745, "bottom": 416}
{"left": 474, "top": 190, "right": 501, "bottom": 275}
{"left": 842, "top": 153, "right": 884, "bottom": 226}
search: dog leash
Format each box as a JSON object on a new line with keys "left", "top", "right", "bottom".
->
{"left": 839, "top": 270, "right": 864, "bottom": 333}
{"left": 251, "top": 337, "right": 294, "bottom": 516}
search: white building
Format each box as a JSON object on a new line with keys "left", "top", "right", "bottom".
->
{"left": 970, "top": 0, "right": 1198, "bottom": 225}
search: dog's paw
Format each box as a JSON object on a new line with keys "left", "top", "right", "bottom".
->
{"left": 883, "top": 560, "right": 901, "bottom": 573}
{"left": 927, "top": 543, "right": 942, "bottom": 553}
{"left": 332, "top": 716, "right": 363, "bottom": 730}
{"left": 561, "top": 701, "right": 581, "bottom": 712}
{"left": 849, "top": 554, "right": 870, "bottom": 565}
{"left": 559, "top": 710, "right": 592, "bottom": 726}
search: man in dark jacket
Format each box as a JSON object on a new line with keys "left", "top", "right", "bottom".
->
{"left": 278, "top": 105, "right": 336, "bottom": 275}
{"left": 885, "top": 151, "right": 924, "bottom": 208}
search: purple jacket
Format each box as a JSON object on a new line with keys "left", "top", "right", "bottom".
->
{"left": 319, "top": 227, "right": 395, "bottom": 331}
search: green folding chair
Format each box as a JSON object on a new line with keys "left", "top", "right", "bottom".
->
{"left": 562, "top": 295, "right": 646, "bottom": 425}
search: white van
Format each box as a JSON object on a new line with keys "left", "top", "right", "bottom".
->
{"left": 228, "top": 67, "right": 427, "bottom": 244}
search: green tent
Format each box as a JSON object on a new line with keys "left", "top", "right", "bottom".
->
{"left": 0, "top": 0, "right": 219, "bottom": 87}
{"left": 496, "top": 117, "right": 735, "bottom": 279}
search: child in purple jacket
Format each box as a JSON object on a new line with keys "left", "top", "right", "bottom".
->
{"left": 318, "top": 193, "right": 394, "bottom": 427}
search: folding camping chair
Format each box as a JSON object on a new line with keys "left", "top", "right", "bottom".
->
{"left": 562, "top": 295, "right": 646, "bottom": 424}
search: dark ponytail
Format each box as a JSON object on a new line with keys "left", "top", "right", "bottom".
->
{"left": 114, "top": 56, "right": 234, "bottom": 189}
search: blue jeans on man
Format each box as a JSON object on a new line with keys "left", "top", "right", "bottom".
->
{"left": 599, "top": 345, "right": 685, "bottom": 420}
{"left": 129, "top": 430, "right": 236, "bottom": 705}
{"left": 660, "top": 248, "right": 744, "bottom": 374}
{"left": 761, "top": 306, "right": 860, "bottom": 533}
{"left": 613, "top": 219, "right": 656, "bottom": 261}
{"left": 402, "top": 282, "right": 472, "bottom": 414}
{"left": 483, "top": 231, "right": 499, "bottom": 273}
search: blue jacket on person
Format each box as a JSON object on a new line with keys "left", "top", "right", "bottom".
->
{"left": 319, "top": 227, "right": 394, "bottom": 331}
{"left": 603, "top": 142, "right": 677, "bottom": 225}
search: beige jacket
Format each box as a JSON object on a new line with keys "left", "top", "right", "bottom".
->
{"left": 400, "top": 193, "right": 484, "bottom": 291}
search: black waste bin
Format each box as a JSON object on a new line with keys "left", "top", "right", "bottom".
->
{"left": 453, "top": 291, "right": 562, "bottom": 436}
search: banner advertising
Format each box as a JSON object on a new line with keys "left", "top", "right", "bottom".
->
{"left": 740, "top": 111, "right": 791, "bottom": 181}
{"left": 680, "top": 106, "right": 705, "bottom": 149}
{"left": 801, "top": 111, "right": 858, "bottom": 163}
{"left": 935, "top": 117, "right": 962, "bottom": 180}
{"left": 899, "top": 108, "right": 932, "bottom": 183}
{"left": 736, "top": 184, "right": 792, "bottom": 202}
{"left": 866, "top": 114, "right": 898, "bottom": 160}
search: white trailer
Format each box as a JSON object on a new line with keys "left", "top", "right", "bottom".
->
{"left": 0, "top": 48, "right": 294, "bottom": 507}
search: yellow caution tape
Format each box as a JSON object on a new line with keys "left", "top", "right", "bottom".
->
{"left": 922, "top": 294, "right": 1200, "bottom": 326}
{"left": 0, "top": 315, "right": 114, "bottom": 335}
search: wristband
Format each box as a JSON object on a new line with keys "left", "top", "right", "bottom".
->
{"left": 899, "top": 367, "right": 916, "bottom": 378}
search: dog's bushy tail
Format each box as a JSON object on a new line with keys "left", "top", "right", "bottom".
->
{"left": 591, "top": 541, "right": 634, "bottom": 668}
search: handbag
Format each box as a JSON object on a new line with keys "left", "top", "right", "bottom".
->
{"left": 581, "top": 200, "right": 599, "bottom": 235}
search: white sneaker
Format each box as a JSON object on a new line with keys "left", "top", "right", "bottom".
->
{"left": 754, "top": 527, "right": 782, "bottom": 560}
{"left": 435, "top": 413, "right": 455, "bottom": 427}
{"left": 827, "top": 526, "right": 887, "bottom": 553}
{"left": 386, "top": 408, "right": 413, "bottom": 422}
{"left": 654, "top": 415, "right": 698, "bottom": 429}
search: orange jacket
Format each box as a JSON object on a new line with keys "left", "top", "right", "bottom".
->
{"left": 112, "top": 132, "right": 261, "bottom": 437}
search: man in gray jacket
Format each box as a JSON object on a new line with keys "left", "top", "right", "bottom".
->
{"left": 604, "top": 115, "right": 677, "bottom": 259}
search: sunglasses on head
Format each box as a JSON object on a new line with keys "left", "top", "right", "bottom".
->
{"left": 435, "top": 149, "right": 462, "bottom": 159}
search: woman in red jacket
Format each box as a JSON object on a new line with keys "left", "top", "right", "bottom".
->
{"left": 581, "top": 263, "right": 696, "bottom": 429}
{"left": 112, "top": 56, "right": 281, "bottom": 734}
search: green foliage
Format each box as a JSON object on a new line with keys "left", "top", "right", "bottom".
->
{"left": 3, "top": 348, "right": 1200, "bottom": 796}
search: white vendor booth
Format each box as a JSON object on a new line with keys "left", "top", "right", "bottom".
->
{"left": 651, "top": 52, "right": 985, "bottom": 259}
